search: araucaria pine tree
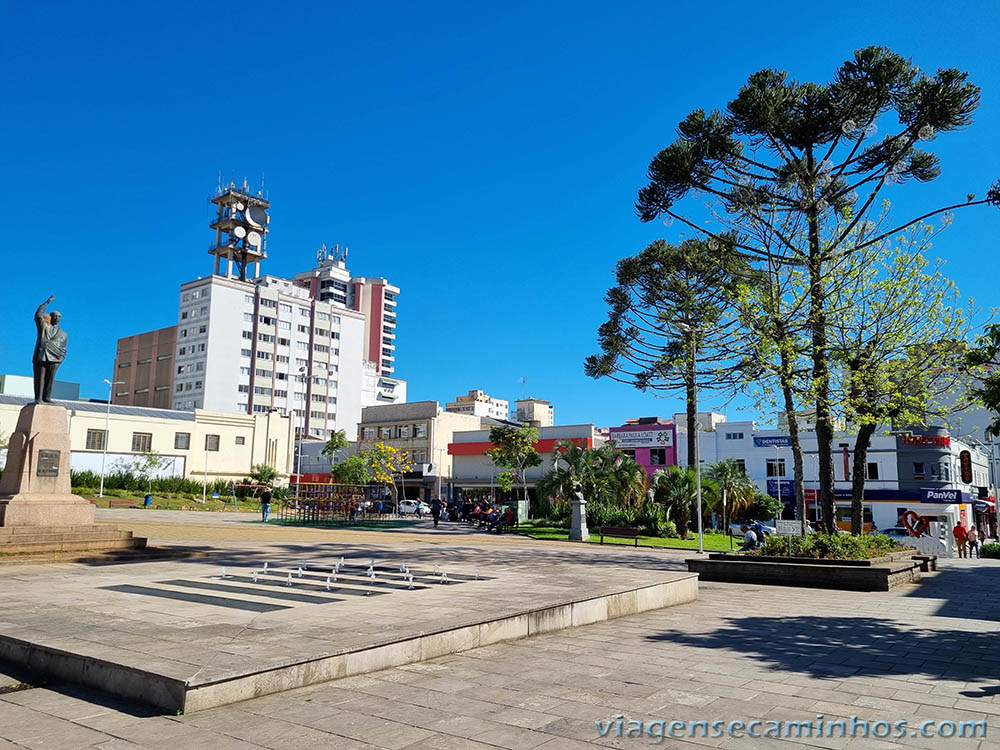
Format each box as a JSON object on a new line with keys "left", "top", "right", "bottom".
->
{"left": 632, "top": 46, "right": 999, "bottom": 531}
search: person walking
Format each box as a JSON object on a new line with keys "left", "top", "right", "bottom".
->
{"left": 967, "top": 525, "right": 980, "bottom": 558}
{"left": 953, "top": 522, "right": 968, "bottom": 558}
{"left": 260, "top": 486, "right": 273, "bottom": 523}
{"left": 431, "top": 496, "right": 442, "bottom": 528}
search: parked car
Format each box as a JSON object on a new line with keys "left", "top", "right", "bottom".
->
{"left": 880, "top": 526, "right": 910, "bottom": 538}
{"left": 399, "top": 499, "right": 431, "bottom": 516}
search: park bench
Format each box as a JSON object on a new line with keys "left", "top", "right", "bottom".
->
{"left": 599, "top": 526, "right": 639, "bottom": 547}
{"left": 107, "top": 499, "right": 136, "bottom": 509}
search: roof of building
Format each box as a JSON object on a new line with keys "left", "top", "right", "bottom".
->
{"left": 0, "top": 395, "right": 195, "bottom": 422}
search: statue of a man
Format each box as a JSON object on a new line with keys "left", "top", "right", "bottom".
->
{"left": 33, "top": 295, "right": 67, "bottom": 404}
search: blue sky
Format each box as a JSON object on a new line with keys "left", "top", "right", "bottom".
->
{"left": 2, "top": 1, "right": 999, "bottom": 426}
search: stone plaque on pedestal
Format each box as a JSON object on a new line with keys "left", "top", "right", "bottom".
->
{"left": 0, "top": 403, "right": 95, "bottom": 527}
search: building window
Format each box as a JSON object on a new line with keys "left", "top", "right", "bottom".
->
{"left": 205, "top": 434, "right": 220, "bottom": 452}
{"left": 380, "top": 426, "right": 393, "bottom": 439}
{"left": 725, "top": 432, "right": 745, "bottom": 440}
{"left": 176, "top": 384, "right": 184, "bottom": 392}
{"left": 766, "top": 458, "right": 786, "bottom": 477}
{"left": 622, "top": 449, "right": 635, "bottom": 460}
{"left": 414, "top": 423, "right": 427, "bottom": 438}
{"left": 866, "top": 462, "right": 879, "bottom": 480}
{"left": 174, "top": 432, "right": 191, "bottom": 450}
{"left": 362, "top": 427, "right": 377, "bottom": 440}
{"left": 241, "top": 348, "right": 252, "bottom": 357}
{"left": 235, "top": 436, "right": 245, "bottom": 445}
{"left": 310, "top": 410, "right": 325, "bottom": 419}
{"left": 733, "top": 459, "right": 747, "bottom": 474}
{"left": 649, "top": 448, "right": 667, "bottom": 466}
{"left": 131, "top": 433, "right": 152, "bottom": 453}
{"left": 85, "top": 429, "right": 106, "bottom": 451}
{"left": 913, "top": 462, "right": 925, "bottom": 479}
{"left": 397, "top": 425, "right": 411, "bottom": 439}
{"left": 412, "top": 451, "right": 427, "bottom": 464}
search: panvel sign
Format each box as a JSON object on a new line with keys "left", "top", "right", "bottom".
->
{"left": 610, "top": 428, "right": 675, "bottom": 449}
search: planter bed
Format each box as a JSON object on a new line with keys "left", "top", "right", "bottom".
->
{"left": 688, "top": 553, "right": 927, "bottom": 592}
{"left": 707, "top": 550, "right": 914, "bottom": 567}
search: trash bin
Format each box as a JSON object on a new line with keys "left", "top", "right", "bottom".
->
{"left": 144, "top": 493, "right": 153, "bottom": 508}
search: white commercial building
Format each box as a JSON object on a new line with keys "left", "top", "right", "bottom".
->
{"left": 0, "top": 395, "right": 294, "bottom": 484}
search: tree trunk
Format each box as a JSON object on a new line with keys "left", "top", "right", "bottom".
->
{"left": 783, "top": 398, "right": 808, "bottom": 535}
{"left": 850, "top": 423, "right": 876, "bottom": 535}
{"left": 776, "top": 329, "right": 807, "bottom": 535}
{"left": 805, "top": 188, "right": 836, "bottom": 534}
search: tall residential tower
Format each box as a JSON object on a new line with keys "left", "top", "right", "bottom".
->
{"left": 114, "top": 183, "right": 405, "bottom": 439}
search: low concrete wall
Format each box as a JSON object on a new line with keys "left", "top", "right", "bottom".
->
{"left": 184, "top": 575, "right": 698, "bottom": 712}
{"left": 688, "top": 557, "right": 922, "bottom": 592}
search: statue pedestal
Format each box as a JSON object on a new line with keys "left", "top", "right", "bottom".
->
{"left": 0, "top": 403, "right": 95, "bottom": 527}
{"left": 569, "top": 496, "right": 589, "bottom": 542}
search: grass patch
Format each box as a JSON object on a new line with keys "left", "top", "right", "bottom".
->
{"left": 516, "top": 522, "right": 737, "bottom": 551}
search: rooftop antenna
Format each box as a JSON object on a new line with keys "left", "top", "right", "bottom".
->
{"left": 520, "top": 377, "right": 527, "bottom": 399}
{"left": 216, "top": 171, "right": 222, "bottom": 194}
{"left": 259, "top": 172, "right": 265, "bottom": 197}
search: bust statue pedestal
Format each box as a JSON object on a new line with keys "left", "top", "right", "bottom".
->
{"left": 0, "top": 403, "right": 96, "bottom": 526}
{"left": 569, "top": 492, "right": 589, "bottom": 542}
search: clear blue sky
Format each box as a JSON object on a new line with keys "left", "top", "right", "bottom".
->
{"left": 3, "top": 1, "right": 999, "bottom": 426}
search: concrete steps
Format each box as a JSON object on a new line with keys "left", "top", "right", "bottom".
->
{"left": 0, "top": 526, "right": 147, "bottom": 555}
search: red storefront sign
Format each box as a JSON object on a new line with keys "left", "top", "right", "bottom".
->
{"left": 900, "top": 435, "right": 951, "bottom": 448}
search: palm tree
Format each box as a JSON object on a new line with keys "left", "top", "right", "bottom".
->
{"left": 706, "top": 459, "right": 756, "bottom": 533}
{"left": 651, "top": 465, "right": 700, "bottom": 539}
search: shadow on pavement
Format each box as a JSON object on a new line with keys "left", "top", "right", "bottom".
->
{"left": 645, "top": 615, "right": 999, "bottom": 683}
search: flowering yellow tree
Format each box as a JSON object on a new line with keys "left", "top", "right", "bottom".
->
{"left": 358, "top": 442, "right": 412, "bottom": 499}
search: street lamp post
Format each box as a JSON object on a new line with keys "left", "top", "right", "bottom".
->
{"left": 99, "top": 379, "right": 124, "bottom": 498}
{"left": 295, "top": 366, "right": 307, "bottom": 499}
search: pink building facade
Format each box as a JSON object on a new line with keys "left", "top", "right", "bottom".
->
{"left": 608, "top": 421, "right": 678, "bottom": 477}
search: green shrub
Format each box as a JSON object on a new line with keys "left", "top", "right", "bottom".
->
{"left": 981, "top": 542, "right": 1000, "bottom": 559}
{"left": 755, "top": 532, "right": 903, "bottom": 559}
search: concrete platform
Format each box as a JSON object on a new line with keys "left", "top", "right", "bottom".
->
{"left": 0, "top": 544, "right": 697, "bottom": 714}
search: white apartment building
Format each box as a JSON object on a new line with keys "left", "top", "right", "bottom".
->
{"left": 116, "top": 187, "right": 405, "bottom": 441}
{"left": 446, "top": 390, "right": 510, "bottom": 420}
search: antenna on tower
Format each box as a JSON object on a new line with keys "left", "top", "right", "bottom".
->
{"left": 259, "top": 172, "right": 265, "bottom": 196}
{"left": 519, "top": 377, "right": 528, "bottom": 399}
{"left": 216, "top": 171, "right": 222, "bottom": 194}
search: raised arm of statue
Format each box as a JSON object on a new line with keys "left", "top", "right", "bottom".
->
{"left": 35, "top": 296, "right": 55, "bottom": 329}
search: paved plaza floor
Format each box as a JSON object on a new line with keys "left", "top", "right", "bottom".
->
{"left": 2, "top": 512, "right": 999, "bottom": 748}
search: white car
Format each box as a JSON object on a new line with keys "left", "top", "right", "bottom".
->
{"left": 399, "top": 500, "right": 431, "bottom": 516}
